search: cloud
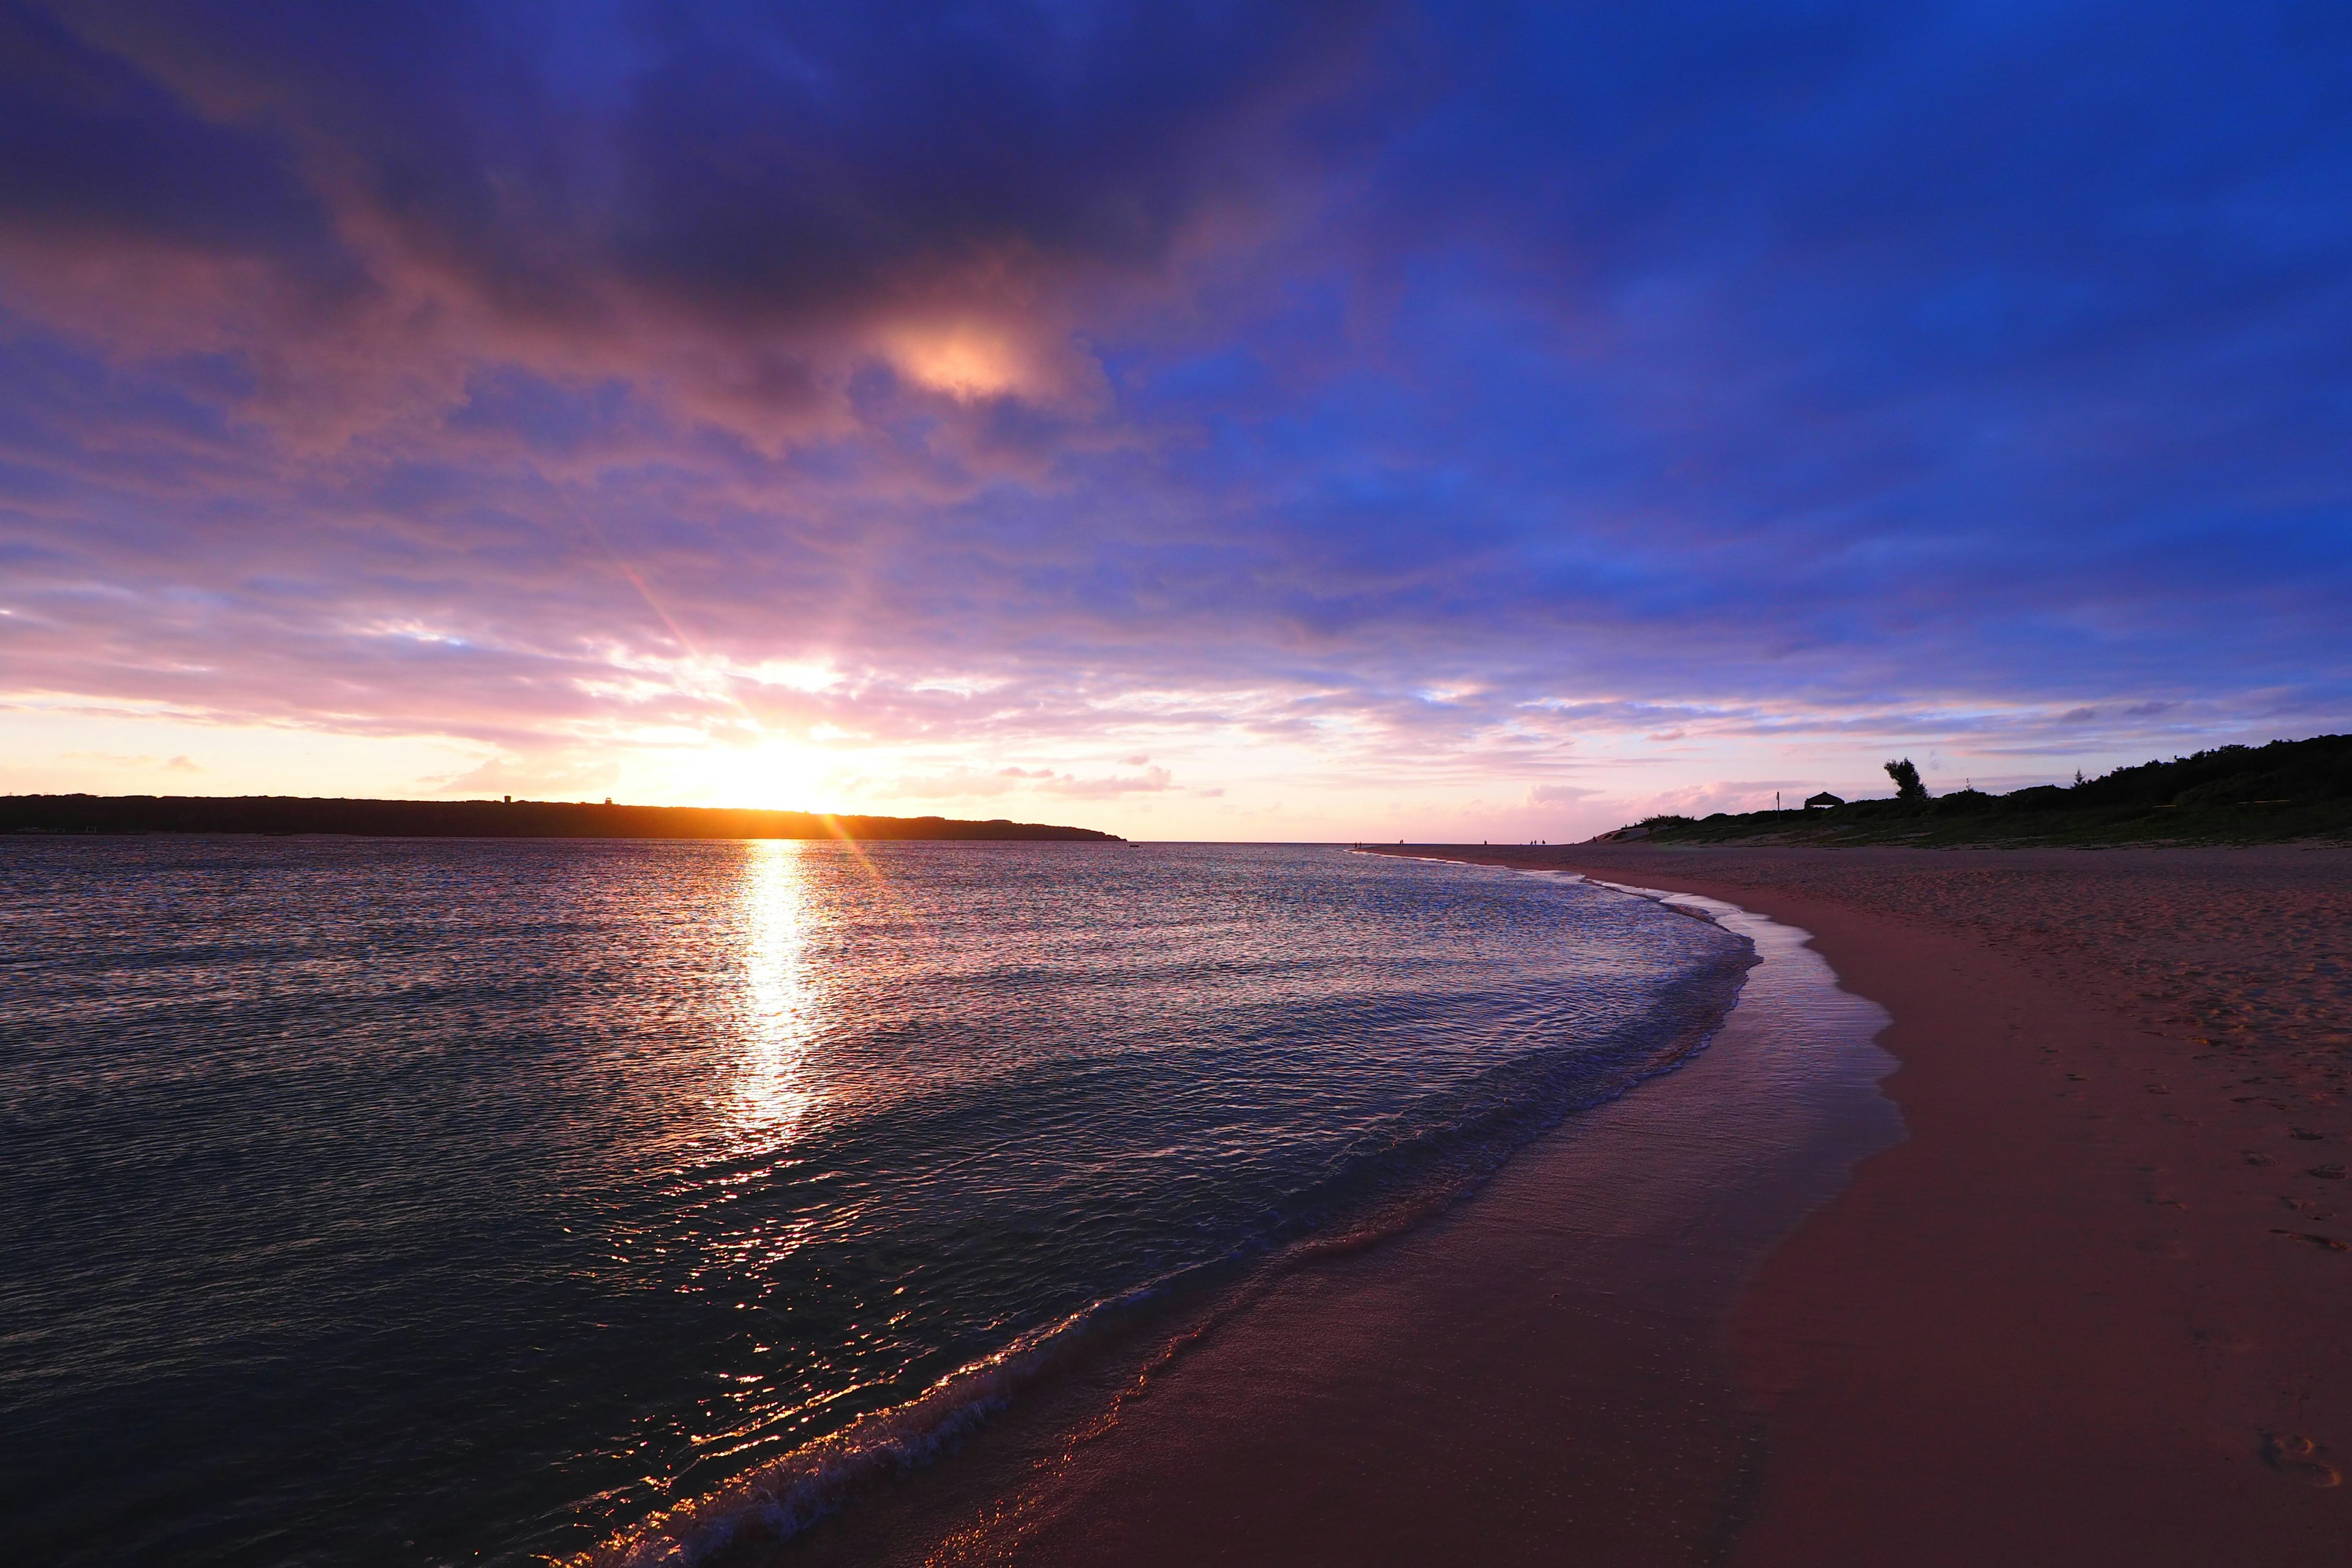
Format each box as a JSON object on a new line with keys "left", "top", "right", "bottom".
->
{"left": 428, "top": 752, "right": 622, "bottom": 799}
{"left": 870, "top": 761, "right": 1170, "bottom": 802}
{"left": 1, "top": 0, "right": 2348, "bottom": 816}
{"left": 1039, "top": 765, "right": 1172, "bottom": 798}
{"left": 884, "top": 767, "right": 1019, "bottom": 801}
{"left": 1637, "top": 780, "right": 1825, "bottom": 821}
{"left": 0, "top": 0, "right": 1388, "bottom": 439}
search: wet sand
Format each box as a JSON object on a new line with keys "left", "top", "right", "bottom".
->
{"left": 780, "top": 875, "right": 1899, "bottom": 1566}
{"left": 1388, "top": 845, "right": 2352, "bottom": 1565}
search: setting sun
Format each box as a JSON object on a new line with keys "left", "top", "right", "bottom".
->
{"left": 699, "top": 737, "right": 839, "bottom": 812}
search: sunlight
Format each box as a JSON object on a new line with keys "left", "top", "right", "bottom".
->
{"left": 731, "top": 839, "right": 822, "bottom": 1152}
{"left": 703, "top": 737, "right": 836, "bottom": 812}
{"left": 883, "top": 322, "right": 1023, "bottom": 399}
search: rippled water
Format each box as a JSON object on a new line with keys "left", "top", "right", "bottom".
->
{"left": 0, "top": 839, "right": 1749, "bottom": 1566}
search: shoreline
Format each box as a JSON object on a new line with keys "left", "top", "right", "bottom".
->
{"left": 772, "top": 863, "right": 1901, "bottom": 1564}
{"left": 1371, "top": 844, "right": 2351, "bottom": 1563}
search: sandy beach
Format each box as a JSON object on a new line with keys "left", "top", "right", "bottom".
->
{"left": 778, "top": 843, "right": 2352, "bottom": 1566}
{"left": 762, "top": 846, "right": 2342, "bottom": 1568}
{"left": 1381, "top": 843, "right": 2352, "bottom": 1564}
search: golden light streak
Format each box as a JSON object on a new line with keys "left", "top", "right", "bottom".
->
{"left": 731, "top": 839, "right": 821, "bottom": 1150}
{"left": 812, "top": 813, "right": 887, "bottom": 884}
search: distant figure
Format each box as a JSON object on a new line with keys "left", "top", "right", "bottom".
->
{"left": 1804, "top": 791, "right": 1844, "bottom": 809}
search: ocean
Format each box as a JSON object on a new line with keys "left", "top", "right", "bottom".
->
{"left": 0, "top": 839, "right": 1753, "bottom": 1565}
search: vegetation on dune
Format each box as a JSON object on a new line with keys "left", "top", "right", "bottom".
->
{"left": 1607, "top": 734, "right": 2352, "bottom": 847}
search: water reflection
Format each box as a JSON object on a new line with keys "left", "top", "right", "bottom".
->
{"left": 734, "top": 840, "right": 821, "bottom": 1151}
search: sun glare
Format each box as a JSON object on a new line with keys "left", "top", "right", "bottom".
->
{"left": 731, "top": 840, "right": 821, "bottom": 1151}
{"left": 703, "top": 738, "right": 835, "bottom": 812}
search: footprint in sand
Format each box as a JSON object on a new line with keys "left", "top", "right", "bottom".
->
{"left": 2309, "top": 1164, "right": 2346, "bottom": 1180}
{"left": 2269, "top": 1228, "right": 2350, "bottom": 1252}
{"left": 2261, "top": 1431, "right": 2342, "bottom": 1488}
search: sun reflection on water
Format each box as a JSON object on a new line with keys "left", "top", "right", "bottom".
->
{"left": 733, "top": 840, "right": 822, "bottom": 1150}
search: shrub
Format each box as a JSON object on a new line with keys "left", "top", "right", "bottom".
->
{"left": 1997, "top": 785, "right": 2069, "bottom": 812}
{"left": 1932, "top": 788, "right": 1994, "bottom": 815}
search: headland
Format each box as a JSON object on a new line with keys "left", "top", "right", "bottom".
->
{"left": 1606, "top": 733, "right": 2352, "bottom": 848}
{"left": 0, "top": 794, "right": 1121, "bottom": 842}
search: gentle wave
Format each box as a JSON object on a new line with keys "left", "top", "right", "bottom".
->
{"left": 568, "top": 1296, "right": 1118, "bottom": 1567}
{"left": 567, "top": 908, "right": 1754, "bottom": 1563}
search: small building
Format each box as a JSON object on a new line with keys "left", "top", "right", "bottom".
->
{"left": 1804, "top": 791, "right": 1845, "bottom": 809}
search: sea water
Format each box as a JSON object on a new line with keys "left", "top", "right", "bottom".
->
{"left": 0, "top": 839, "right": 1751, "bottom": 1565}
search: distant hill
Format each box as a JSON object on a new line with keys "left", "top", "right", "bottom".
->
{"left": 1604, "top": 734, "right": 2352, "bottom": 847}
{"left": 0, "top": 795, "right": 1123, "bottom": 843}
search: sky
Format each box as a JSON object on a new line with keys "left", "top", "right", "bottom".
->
{"left": 2, "top": 1, "right": 2348, "bottom": 841}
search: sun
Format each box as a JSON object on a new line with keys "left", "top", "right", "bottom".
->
{"left": 701, "top": 737, "right": 838, "bottom": 812}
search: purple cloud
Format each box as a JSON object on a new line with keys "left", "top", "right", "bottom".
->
{"left": 1, "top": 1, "right": 2348, "bottom": 832}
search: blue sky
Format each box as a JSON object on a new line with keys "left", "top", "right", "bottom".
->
{"left": 2, "top": 1, "right": 2347, "bottom": 837}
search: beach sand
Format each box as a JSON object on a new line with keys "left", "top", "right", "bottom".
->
{"left": 781, "top": 845, "right": 2350, "bottom": 1565}
{"left": 1386, "top": 844, "right": 2352, "bottom": 1564}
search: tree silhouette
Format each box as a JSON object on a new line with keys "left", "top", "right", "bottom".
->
{"left": 1884, "top": 757, "right": 1928, "bottom": 802}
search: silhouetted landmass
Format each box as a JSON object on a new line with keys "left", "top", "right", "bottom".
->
{"left": 1602, "top": 734, "right": 2352, "bottom": 846}
{"left": 0, "top": 795, "right": 1123, "bottom": 842}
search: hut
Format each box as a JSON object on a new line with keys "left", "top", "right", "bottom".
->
{"left": 1803, "top": 791, "right": 1845, "bottom": 809}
